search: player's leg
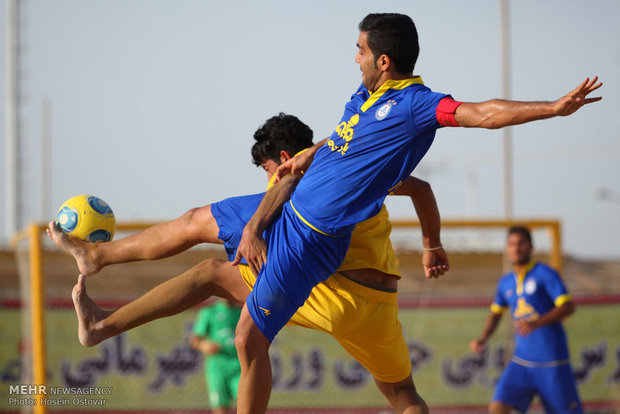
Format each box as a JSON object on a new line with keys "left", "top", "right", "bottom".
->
{"left": 206, "top": 360, "right": 232, "bottom": 414}
{"left": 234, "top": 307, "right": 272, "bottom": 414}
{"left": 73, "top": 257, "right": 250, "bottom": 347}
{"left": 285, "top": 271, "right": 426, "bottom": 413}
{"left": 235, "top": 203, "right": 350, "bottom": 414}
{"left": 535, "top": 364, "right": 583, "bottom": 414}
{"left": 488, "top": 401, "right": 514, "bottom": 414}
{"left": 374, "top": 376, "right": 429, "bottom": 414}
{"left": 324, "top": 274, "right": 427, "bottom": 413}
{"left": 47, "top": 205, "right": 221, "bottom": 276}
{"left": 490, "top": 362, "right": 534, "bottom": 414}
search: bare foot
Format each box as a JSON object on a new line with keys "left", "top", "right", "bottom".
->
{"left": 47, "top": 221, "right": 102, "bottom": 276}
{"left": 72, "top": 274, "right": 112, "bottom": 347}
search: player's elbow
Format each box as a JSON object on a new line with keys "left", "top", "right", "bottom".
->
{"left": 412, "top": 177, "right": 431, "bottom": 191}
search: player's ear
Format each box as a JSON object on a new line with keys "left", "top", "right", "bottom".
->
{"left": 280, "top": 150, "right": 292, "bottom": 163}
{"left": 377, "top": 54, "right": 390, "bottom": 72}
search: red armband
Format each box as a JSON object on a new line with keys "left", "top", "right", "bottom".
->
{"left": 436, "top": 97, "right": 463, "bottom": 127}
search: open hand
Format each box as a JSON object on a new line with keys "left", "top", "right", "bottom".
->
{"left": 554, "top": 76, "right": 602, "bottom": 116}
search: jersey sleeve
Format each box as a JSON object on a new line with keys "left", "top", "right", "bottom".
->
{"left": 410, "top": 89, "right": 450, "bottom": 134}
{"left": 192, "top": 308, "right": 211, "bottom": 337}
{"left": 491, "top": 282, "right": 508, "bottom": 314}
{"left": 542, "top": 268, "right": 572, "bottom": 307}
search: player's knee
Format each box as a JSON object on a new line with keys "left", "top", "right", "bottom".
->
{"left": 488, "top": 401, "right": 511, "bottom": 414}
{"left": 193, "top": 257, "right": 231, "bottom": 287}
{"left": 234, "top": 318, "right": 253, "bottom": 353}
{"left": 235, "top": 314, "right": 269, "bottom": 359}
{"left": 375, "top": 376, "right": 428, "bottom": 412}
{"left": 180, "top": 207, "right": 201, "bottom": 223}
{"left": 191, "top": 258, "right": 214, "bottom": 284}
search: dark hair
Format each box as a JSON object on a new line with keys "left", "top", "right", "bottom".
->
{"left": 251, "top": 113, "right": 313, "bottom": 166}
{"left": 507, "top": 225, "right": 532, "bottom": 244}
{"left": 358, "top": 13, "right": 419, "bottom": 74}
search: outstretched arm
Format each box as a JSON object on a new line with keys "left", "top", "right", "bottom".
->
{"left": 232, "top": 174, "right": 302, "bottom": 276}
{"left": 390, "top": 176, "right": 449, "bottom": 278}
{"left": 455, "top": 77, "right": 602, "bottom": 129}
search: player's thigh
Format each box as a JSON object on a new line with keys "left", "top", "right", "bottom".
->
{"left": 492, "top": 362, "right": 535, "bottom": 413}
{"left": 183, "top": 205, "right": 222, "bottom": 244}
{"left": 194, "top": 258, "right": 251, "bottom": 305}
{"left": 336, "top": 306, "right": 411, "bottom": 382}
{"left": 536, "top": 364, "right": 583, "bottom": 414}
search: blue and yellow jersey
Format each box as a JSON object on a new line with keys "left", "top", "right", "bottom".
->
{"left": 338, "top": 204, "right": 400, "bottom": 277}
{"left": 267, "top": 160, "right": 400, "bottom": 278}
{"left": 491, "top": 261, "right": 572, "bottom": 363}
{"left": 290, "top": 77, "right": 450, "bottom": 236}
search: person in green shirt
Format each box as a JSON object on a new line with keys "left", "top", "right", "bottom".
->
{"left": 190, "top": 299, "right": 242, "bottom": 414}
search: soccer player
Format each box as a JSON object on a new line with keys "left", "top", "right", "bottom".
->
{"left": 469, "top": 226, "right": 582, "bottom": 413}
{"left": 190, "top": 299, "right": 242, "bottom": 414}
{"left": 52, "top": 12, "right": 602, "bottom": 411}
{"left": 229, "top": 13, "right": 600, "bottom": 413}
{"left": 49, "top": 113, "right": 447, "bottom": 413}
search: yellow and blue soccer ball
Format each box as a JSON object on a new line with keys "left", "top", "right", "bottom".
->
{"left": 55, "top": 195, "right": 116, "bottom": 242}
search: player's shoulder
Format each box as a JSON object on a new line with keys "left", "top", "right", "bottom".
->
{"left": 496, "top": 272, "right": 514, "bottom": 290}
{"left": 531, "top": 261, "right": 561, "bottom": 278}
{"left": 401, "top": 80, "right": 450, "bottom": 112}
{"left": 499, "top": 271, "right": 513, "bottom": 282}
{"left": 352, "top": 83, "right": 370, "bottom": 100}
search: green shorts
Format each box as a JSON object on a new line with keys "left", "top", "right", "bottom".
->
{"left": 205, "top": 357, "right": 241, "bottom": 408}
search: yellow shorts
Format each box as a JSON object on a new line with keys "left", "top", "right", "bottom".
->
{"left": 239, "top": 265, "right": 411, "bottom": 383}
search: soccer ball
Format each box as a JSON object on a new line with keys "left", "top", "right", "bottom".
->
{"left": 55, "top": 195, "right": 116, "bottom": 242}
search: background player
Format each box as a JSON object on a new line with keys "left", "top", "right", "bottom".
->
{"left": 469, "top": 226, "right": 582, "bottom": 413}
{"left": 190, "top": 299, "right": 242, "bottom": 414}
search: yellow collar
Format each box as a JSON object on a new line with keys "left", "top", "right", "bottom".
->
{"left": 515, "top": 261, "right": 536, "bottom": 295}
{"left": 360, "top": 76, "right": 424, "bottom": 112}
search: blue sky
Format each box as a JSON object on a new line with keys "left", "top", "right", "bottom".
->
{"left": 1, "top": 0, "right": 619, "bottom": 259}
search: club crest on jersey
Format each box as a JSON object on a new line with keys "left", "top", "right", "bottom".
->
{"left": 525, "top": 279, "right": 537, "bottom": 295}
{"left": 375, "top": 102, "right": 392, "bottom": 120}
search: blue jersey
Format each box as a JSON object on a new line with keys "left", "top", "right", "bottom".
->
{"left": 291, "top": 78, "right": 449, "bottom": 236}
{"left": 492, "top": 262, "right": 572, "bottom": 364}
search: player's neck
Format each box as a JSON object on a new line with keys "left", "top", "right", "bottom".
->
{"left": 372, "top": 71, "right": 414, "bottom": 92}
{"left": 512, "top": 260, "right": 533, "bottom": 276}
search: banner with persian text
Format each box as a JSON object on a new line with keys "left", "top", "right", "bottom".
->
{"left": 1, "top": 304, "right": 619, "bottom": 411}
